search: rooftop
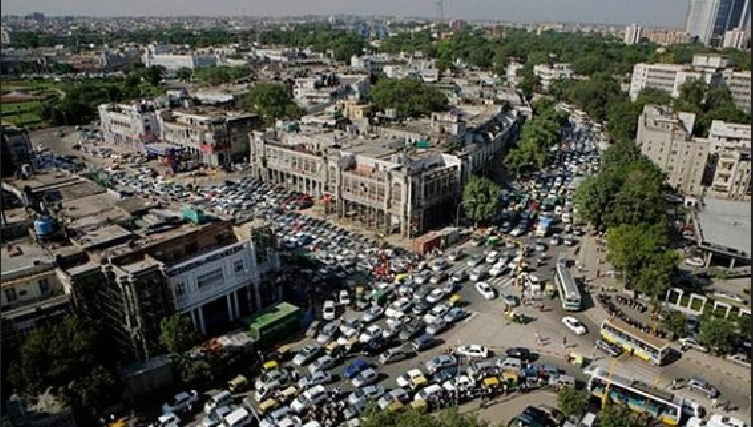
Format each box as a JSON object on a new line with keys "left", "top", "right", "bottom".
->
{"left": 1, "top": 238, "right": 54, "bottom": 275}
{"left": 72, "top": 224, "right": 133, "bottom": 251}
{"left": 696, "top": 197, "right": 751, "bottom": 258}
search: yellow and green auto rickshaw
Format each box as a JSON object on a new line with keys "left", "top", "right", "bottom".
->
{"left": 501, "top": 371, "right": 520, "bottom": 388}
{"left": 258, "top": 398, "right": 280, "bottom": 416}
{"left": 262, "top": 360, "right": 279, "bottom": 372}
{"left": 387, "top": 401, "right": 405, "bottom": 412}
{"left": 449, "top": 294, "right": 462, "bottom": 307}
{"left": 228, "top": 374, "right": 249, "bottom": 393}
{"left": 410, "top": 399, "right": 429, "bottom": 413}
{"left": 482, "top": 376, "right": 501, "bottom": 393}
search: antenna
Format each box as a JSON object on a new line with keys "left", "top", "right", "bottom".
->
{"left": 436, "top": 0, "right": 445, "bottom": 25}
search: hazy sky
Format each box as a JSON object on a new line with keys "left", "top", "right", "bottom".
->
{"left": 5, "top": 0, "right": 690, "bottom": 28}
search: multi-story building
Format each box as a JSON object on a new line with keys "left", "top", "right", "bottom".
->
{"left": 143, "top": 43, "right": 217, "bottom": 71}
{"left": 636, "top": 105, "right": 708, "bottom": 196}
{"left": 250, "top": 107, "right": 521, "bottom": 237}
{"left": 685, "top": 0, "right": 748, "bottom": 45}
{"left": 643, "top": 29, "right": 693, "bottom": 45}
{"left": 624, "top": 23, "right": 643, "bottom": 44}
{"left": 0, "top": 124, "right": 33, "bottom": 177}
{"left": 723, "top": 69, "right": 752, "bottom": 112}
{"left": 159, "top": 109, "right": 260, "bottom": 166}
{"left": 98, "top": 101, "right": 162, "bottom": 152}
{"left": 1, "top": 239, "right": 72, "bottom": 351}
{"left": 722, "top": 28, "right": 751, "bottom": 48}
{"left": 707, "top": 120, "right": 752, "bottom": 200}
{"left": 532, "top": 63, "right": 573, "bottom": 92}
{"left": 629, "top": 58, "right": 725, "bottom": 101}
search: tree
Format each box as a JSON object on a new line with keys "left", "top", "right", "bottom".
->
{"left": 175, "top": 67, "right": 193, "bottom": 82}
{"left": 462, "top": 176, "right": 501, "bottom": 224}
{"left": 361, "top": 405, "right": 488, "bottom": 427}
{"left": 517, "top": 73, "right": 540, "bottom": 100}
{"left": 698, "top": 318, "right": 737, "bottom": 355}
{"left": 369, "top": 78, "right": 448, "bottom": 118}
{"left": 661, "top": 309, "right": 689, "bottom": 338}
{"left": 600, "top": 406, "right": 650, "bottom": 427}
{"left": 241, "top": 82, "right": 303, "bottom": 126}
{"left": 143, "top": 65, "right": 166, "bottom": 86}
{"left": 557, "top": 388, "right": 589, "bottom": 418}
{"left": 159, "top": 313, "right": 200, "bottom": 355}
{"left": 8, "top": 316, "right": 120, "bottom": 419}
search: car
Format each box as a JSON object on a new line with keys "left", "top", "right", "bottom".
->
{"left": 204, "top": 390, "right": 233, "bottom": 415}
{"left": 396, "top": 369, "right": 428, "bottom": 389}
{"left": 485, "top": 251, "right": 500, "bottom": 264}
{"left": 595, "top": 339, "right": 623, "bottom": 357}
{"left": 687, "top": 378, "right": 720, "bottom": 398}
{"left": 476, "top": 282, "right": 495, "bottom": 300}
{"left": 444, "top": 307, "right": 469, "bottom": 323}
{"left": 359, "top": 324, "right": 383, "bottom": 343}
{"left": 414, "top": 271, "right": 431, "bottom": 285}
{"left": 679, "top": 337, "right": 708, "bottom": 353}
{"left": 414, "top": 384, "right": 444, "bottom": 402}
{"left": 503, "top": 294, "right": 520, "bottom": 307}
{"left": 362, "top": 306, "right": 384, "bottom": 323}
{"left": 344, "top": 359, "right": 369, "bottom": 379}
{"left": 467, "top": 256, "right": 483, "bottom": 267}
{"left": 562, "top": 316, "right": 587, "bottom": 335}
{"left": 505, "top": 347, "right": 533, "bottom": 361}
{"left": 339, "top": 290, "right": 351, "bottom": 306}
{"left": 726, "top": 353, "right": 751, "bottom": 366}
{"left": 308, "top": 355, "right": 338, "bottom": 373}
{"left": 316, "top": 322, "right": 340, "bottom": 344}
{"left": 411, "top": 301, "right": 431, "bottom": 316}
{"left": 430, "top": 272, "right": 448, "bottom": 285}
{"left": 425, "top": 288, "right": 446, "bottom": 304}
{"left": 352, "top": 368, "right": 379, "bottom": 388}
{"left": 157, "top": 413, "right": 182, "bottom": 427}
{"left": 489, "top": 262, "right": 507, "bottom": 277}
{"left": 347, "top": 385, "right": 385, "bottom": 406}
{"left": 432, "top": 258, "right": 449, "bottom": 271}
{"left": 202, "top": 406, "right": 234, "bottom": 427}
{"left": 323, "top": 300, "right": 336, "bottom": 321}
{"left": 380, "top": 345, "right": 417, "bottom": 364}
{"left": 425, "top": 354, "right": 457, "bottom": 374}
{"left": 398, "top": 321, "right": 424, "bottom": 341}
{"left": 451, "top": 269, "right": 468, "bottom": 284}
{"left": 377, "top": 389, "right": 410, "bottom": 410}
{"left": 413, "top": 333, "right": 438, "bottom": 352}
{"left": 455, "top": 345, "right": 491, "bottom": 359}
{"left": 293, "top": 345, "right": 324, "bottom": 366}
{"left": 447, "top": 251, "right": 464, "bottom": 262}
{"left": 305, "top": 320, "right": 321, "bottom": 338}
{"left": 290, "top": 385, "right": 328, "bottom": 413}
{"left": 549, "top": 236, "right": 561, "bottom": 246}
{"left": 469, "top": 267, "right": 486, "bottom": 282}
{"left": 298, "top": 370, "right": 333, "bottom": 389}
{"left": 426, "top": 319, "right": 448, "bottom": 335}
{"left": 162, "top": 390, "right": 199, "bottom": 414}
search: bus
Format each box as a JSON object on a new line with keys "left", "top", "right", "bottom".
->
{"left": 585, "top": 367, "right": 701, "bottom": 426}
{"left": 600, "top": 319, "right": 671, "bottom": 366}
{"left": 555, "top": 256, "right": 581, "bottom": 311}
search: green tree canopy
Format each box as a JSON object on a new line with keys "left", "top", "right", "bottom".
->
{"left": 241, "top": 82, "right": 304, "bottom": 126}
{"left": 160, "top": 313, "right": 200, "bottom": 355}
{"left": 600, "top": 406, "right": 651, "bottom": 427}
{"left": 698, "top": 318, "right": 738, "bottom": 354}
{"left": 369, "top": 77, "right": 448, "bottom": 118}
{"left": 361, "top": 405, "right": 489, "bottom": 427}
{"left": 661, "top": 309, "right": 689, "bottom": 338}
{"left": 193, "top": 66, "right": 252, "bottom": 86}
{"left": 557, "top": 388, "right": 590, "bottom": 418}
{"left": 505, "top": 101, "right": 568, "bottom": 173}
{"left": 462, "top": 176, "right": 502, "bottom": 224}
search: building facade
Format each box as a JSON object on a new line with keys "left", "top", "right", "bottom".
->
{"left": 532, "top": 63, "right": 573, "bottom": 92}
{"left": 1, "top": 125, "right": 34, "bottom": 177}
{"left": 722, "top": 69, "right": 752, "bottom": 112}
{"left": 636, "top": 105, "right": 708, "bottom": 196}
{"left": 685, "top": 0, "right": 748, "bottom": 45}
{"left": 624, "top": 24, "right": 643, "bottom": 44}
{"left": 98, "top": 101, "right": 162, "bottom": 152}
{"left": 722, "top": 28, "right": 751, "bottom": 48}
{"left": 628, "top": 62, "right": 724, "bottom": 101}
{"left": 142, "top": 44, "right": 218, "bottom": 71}
{"left": 707, "top": 120, "right": 752, "bottom": 200}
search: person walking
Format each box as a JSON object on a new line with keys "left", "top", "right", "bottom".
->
{"left": 562, "top": 336, "right": 567, "bottom": 348}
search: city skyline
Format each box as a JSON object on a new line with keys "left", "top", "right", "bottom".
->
{"left": 5, "top": 0, "right": 691, "bottom": 28}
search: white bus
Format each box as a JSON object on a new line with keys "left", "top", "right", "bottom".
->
{"left": 555, "top": 256, "right": 581, "bottom": 311}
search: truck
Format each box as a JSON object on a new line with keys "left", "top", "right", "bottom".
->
{"left": 535, "top": 216, "right": 554, "bottom": 238}
{"left": 242, "top": 302, "right": 302, "bottom": 345}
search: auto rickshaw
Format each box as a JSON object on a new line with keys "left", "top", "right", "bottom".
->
{"left": 228, "top": 374, "right": 249, "bottom": 393}
{"left": 567, "top": 352, "right": 585, "bottom": 368}
{"left": 107, "top": 418, "right": 128, "bottom": 427}
{"left": 262, "top": 360, "right": 279, "bottom": 372}
{"left": 449, "top": 294, "right": 462, "bottom": 307}
{"left": 258, "top": 398, "right": 280, "bottom": 416}
{"left": 275, "top": 344, "right": 294, "bottom": 361}
{"left": 509, "top": 311, "right": 528, "bottom": 324}
{"left": 501, "top": 371, "right": 521, "bottom": 388}
{"left": 410, "top": 399, "right": 429, "bottom": 413}
{"left": 482, "top": 376, "right": 501, "bottom": 394}
{"left": 277, "top": 385, "right": 299, "bottom": 404}
{"left": 394, "top": 273, "right": 408, "bottom": 284}
{"left": 387, "top": 401, "right": 405, "bottom": 412}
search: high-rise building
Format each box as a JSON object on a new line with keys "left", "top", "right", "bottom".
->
{"left": 624, "top": 23, "right": 643, "bottom": 44}
{"left": 722, "top": 27, "right": 751, "bottom": 48}
{"left": 740, "top": 0, "right": 751, "bottom": 30}
{"left": 685, "top": 0, "right": 748, "bottom": 45}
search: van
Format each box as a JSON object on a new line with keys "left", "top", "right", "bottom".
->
{"left": 222, "top": 407, "right": 252, "bottom": 427}
{"left": 380, "top": 346, "right": 416, "bottom": 364}
{"left": 204, "top": 390, "right": 233, "bottom": 414}
{"left": 412, "top": 334, "right": 437, "bottom": 352}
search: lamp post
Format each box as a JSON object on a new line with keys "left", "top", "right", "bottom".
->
{"left": 455, "top": 199, "right": 476, "bottom": 228}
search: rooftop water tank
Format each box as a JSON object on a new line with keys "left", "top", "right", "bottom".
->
{"left": 33, "top": 216, "right": 55, "bottom": 238}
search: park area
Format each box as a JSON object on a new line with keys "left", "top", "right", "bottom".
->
{"left": 1, "top": 79, "right": 63, "bottom": 128}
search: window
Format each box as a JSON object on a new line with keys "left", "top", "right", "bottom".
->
{"left": 234, "top": 260, "right": 245, "bottom": 273}
{"left": 4, "top": 288, "right": 17, "bottom": 302}
{"left": 196, "top": 269, "right": 224, "bottom": 290}
{"left": 38, "top": 278, "right": 50, "bottom": 294}
{"left": 175, "top": 282, "right": 187, "bottom": 298}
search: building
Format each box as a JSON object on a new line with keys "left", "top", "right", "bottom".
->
{"left": 628, "top": 56, "right": 726, "bottom": 101}
{"left": 636, "top": 105, "right": 708, "bottom": 196}
{"left": 249, "top": 106, "right": 521, "bottom": 237}
{"left": 1, "top": 125, "right": 33, "bottom": 177}
{"left": 643, "top": 29, "right": 693, "bottom": 45}
{"left": 685, "top": 0, "right": 748, "bottom": 45}
{"left": 1, "top": 239, "right": 72, "bottom": 351}
{"left": 692, "top": 197, "right": 751, "bottom": 268}
{"left": 532, "top": 63, "right": 573, "bottom": 92}
{"left": 707, "top": 120, "right": 751, "bottom": 200}
{"left": 143, "top": 43, "right": 217, "bottom": 71}
{"left": 159, "top": 109, "right": 260, "bottom": 166}
{"left": 624, "top": 23, "right": 643, "bottom": 44}
{"left": 722, "top": 69, "right": 752, "bottom": 112}
{"left": 722, "top": 27, "right": 751, "bottom": 48}
{"left": 98, "top": 101, "right": 162, "bottom": 152}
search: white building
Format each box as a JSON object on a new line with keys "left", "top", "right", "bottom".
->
{"left": 624, "top": 23, "right": 643, "bottom": 44}
{"left": 533, "top": 63, "right": 574, "bottom": 92}
{"left": 707, "top": 120, "right": 751, "bottom": 200}
{"left": 722, "top": 28, "right": 751, "bottom": 48}
{"left": 98, "top": 101, "right": 162, "bottom": 152}
{"left": 628, "top": 60, "right": 725, "bottom": 101}
{"left": 142, "top": 43, "right": 217, "bottom": 71}
{"left": 723, "top": 69, "right": 752, "bottom": 112}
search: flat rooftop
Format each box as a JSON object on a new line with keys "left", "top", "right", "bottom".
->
{"left": 1, "top": 238, "right": 54, "bottom": 275}
{"left": 696, "top": 198, "right": 751, "bottom": 257}
{"left": 73, "top": 224, "right": 133, "bottom": 250}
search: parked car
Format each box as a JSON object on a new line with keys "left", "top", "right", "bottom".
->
{"left": 475, "top": 282, "right": 495, "bottom": 300}
{"left": 323, "top": 300, "right": 336, "bottom": 321}
{"left": 344, "top": 359, "right": 370, "bottom": 379}
{"left": 679, "top": 337, "right": 708, "bottom": 353}
{"left": 162, "top": 390, "right": 199, "bottom": 414}
{"left": 455, "top": 345, "right": 491, "bottom": 359}
{"left": 347, "top": 385, "right": 385, "bottom": 406}
{"left": 595, "top": 339, "right": 623, "bottom": 357}
{"left": 298, "top": 370, "right": 334, "bottom": 389}
{"left": 293, "top": 345, "right": 324, "bottom": 366}
{"left": 687, "top": 378, "right": 720, "bottom": 398}
{"left": 562, "top": 316, "right": 587, "bottom": 335}
{"left": 352, "top": 368, "right": 379, "bottom": 388}
{"left": 505, "top": 347, "right": 533, "bottom": 361}
{"left": 425, "top": 355, "right": 457, "bottom": 374}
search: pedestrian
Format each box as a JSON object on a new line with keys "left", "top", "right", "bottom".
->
{"left": 562, "top": 337, "right": 567, "bottom": 348}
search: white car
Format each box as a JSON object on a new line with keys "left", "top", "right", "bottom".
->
{"left": 359, "top": 325, "right": 383, "bottom": 343}
{"left": 425, "top": 288, "right": 445, "bottom": 304}
{"left": 489, "top": 262, "right": 506, "bottom": 277}
{"left": 684, "top": 257, "right": 704, "bottom": 267}
{"left": 475, "top": 282, "right": 495, "bottom": 300}
{"left": 485, "top": 251, "right": 499, "bottom": 264}
{"left": 362, "top": 306, "right": 384, "bottom": 323}
{"left": 432, "top": 258, "right": 448, "bottom": 271}
{"left": 679, "top": 337, "right": 709, "bottom": 353}
{"left": 562, "top": 316, "right": 587, "bottom": 335}
{"left": 469, "top": 267, "right": 486, "bottom": 282}
{"left": 323, "top": 300, "right": 336, "bottom": 321}
{"left": 396, "top": 369, "right": 427, "bottom": 389}
{"left": 455, "top": 345, "right": 491, "bottom": 359}
{"left": 339, "top": 290, "right": 351, "bottom": 306}
{"left": 290, "top": 385, "right": 327, "bottom": 413}
{"left": 352, "top": 368, "right": 379, "bottom": 388}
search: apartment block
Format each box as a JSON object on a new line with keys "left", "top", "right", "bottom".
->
{"left": 722, "top": 28, "right": 751, "bottom": 48}
{"left": 629, "top": 60, "right": 725, "bottom": 101}
{"left": 707, "top": 120, "right": 752, "bottom": 200}
{"left": 722, "top": 69, "right": 752, "bottom": 112}
{"left": 1, "top": 239, "right": 72, "bottom": 351}
{"left": 98, "top": 101, "right": 162, "bottom": 152}
{"left": 636, "top": 105, "right": 708, "bottom": 196}
{"left": 159, "top": 108, "right": 260, "bottom": 166}
{"left": 250, "top": 107, "right": 520, "bottom": 237}
{"left": 532, "top": 63, "right": 573, "bottom": 92}
{"left": 142, "top": 43, "right": 217, "bottom": 71}
{"left": 624, "top": 23, "right": 643, "bottom": 44}
{"left": 642, "top": 29, "right": 693, "bottom": 46}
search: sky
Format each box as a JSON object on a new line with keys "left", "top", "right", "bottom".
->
{"left": 4, "top": 0, "right": 690, "bottom": 28}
